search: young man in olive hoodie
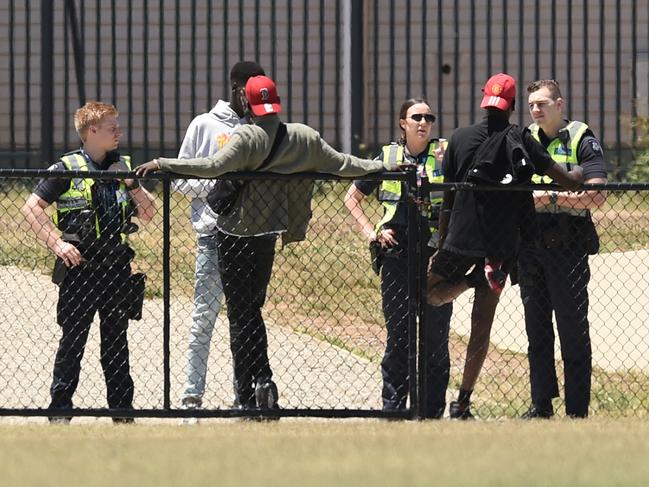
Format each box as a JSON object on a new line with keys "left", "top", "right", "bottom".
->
{"left": 138, "top": 75, "right": 397, "bottom": 413}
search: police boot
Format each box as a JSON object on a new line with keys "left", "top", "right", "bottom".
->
{"left": 521, "top": 400, "right": 554, "bottom": 419}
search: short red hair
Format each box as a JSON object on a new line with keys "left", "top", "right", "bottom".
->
{"left": 73, "top": 101, "right": 119, "bottom": 141}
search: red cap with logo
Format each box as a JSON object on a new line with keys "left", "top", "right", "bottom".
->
{"left": 480, "top": 73, "right": 516, "bottom": 111}
{"left": 245, "top": 75, "right": 282, "bottom": 116}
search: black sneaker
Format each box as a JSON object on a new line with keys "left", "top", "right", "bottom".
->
{"left": 48, "top": 416, "right": 72, "bottom": 425}
{"left": 521, "top": 403, "right": 554, "bottom": 419}
{"left": 484, "top": 260, "right": 507, "bottom": 294}
{"left": 112, "top": 417, "right": 135, "bottom": 425}
{"left": 254, "top": 380, "right": 280, "bottom": 421}
{"left": 567, "top": 412, "right": 588, "bottom": 419}
{"left": 255, "top": 380, "right": 279, "bottom": 410}
{"left": 449, "top": 400, "right": 475, "bottom": 420}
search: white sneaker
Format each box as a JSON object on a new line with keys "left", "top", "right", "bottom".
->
{"left": 180, "top": 397, "right": 202, "bottom": 425}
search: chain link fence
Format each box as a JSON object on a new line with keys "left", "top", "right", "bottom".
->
{"left": 0, "top": 171, "right": 648, "bottom": 419}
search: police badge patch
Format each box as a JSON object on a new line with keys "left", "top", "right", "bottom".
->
{"left": 589, "top": 139, "right": 603, "bottom": 154}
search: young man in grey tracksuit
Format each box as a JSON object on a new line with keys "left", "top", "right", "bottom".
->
{"left": 174, "top": 62, "right": 265, "bottom": 413}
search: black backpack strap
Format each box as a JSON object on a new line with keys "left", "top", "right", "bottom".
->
{"left": 259, "top": 123, "right": 287, "bottom": 169}
{"left": 206, "top": 124, "right": 287, "bottom": 217}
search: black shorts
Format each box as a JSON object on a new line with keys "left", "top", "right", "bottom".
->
{"left": 430, "top": 249, "right": 515, "bottom": 287}
{"left": 430, "top": 249, "right": 483, "bottom": 284}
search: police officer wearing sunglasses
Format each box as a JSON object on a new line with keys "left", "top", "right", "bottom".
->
{"left": 345, "top": 98, "right": 452, "bottom": 418}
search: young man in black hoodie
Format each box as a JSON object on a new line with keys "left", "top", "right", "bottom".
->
{"left": 426, "top": 73, "right": 583, "bottom": 419}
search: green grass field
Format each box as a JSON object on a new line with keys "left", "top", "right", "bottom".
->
{"left": 2, "top": 419, "right": 648, "bottom": 487}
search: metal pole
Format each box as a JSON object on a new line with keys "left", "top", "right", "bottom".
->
{"left": 343, "top": 0, "right": 364, "bottom": 155}
{"left": 415, "top": 177, "right": 428, "bottom": 420}
{"left": 163, "top": 178, "right": 171, "bottom": 410}
{"left": 40, "top": 0, "right": 54, "bottom": 166}
{"left": 65, "top": 0, "right": 86, "bottom": 106}
{"left": 406, "top": 170, "right": 419, "bottom": 419}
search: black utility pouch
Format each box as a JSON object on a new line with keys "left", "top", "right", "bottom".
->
{"left": 127, "top": 272, "right": 146, "bottom": 320}
{"left": 574, "top": 216, "right": 600, "bottom": 255}
{"left": 206, "top": 180, "right": 245, "bottom": 216}
{"left": 51, "top": 257, "right": 68, "bottom": 285}
{"left": 369, "top": 240, "right": 383, "bottom": 276}
{"left": 51, "top": 231, "right": 82, "bottom": 285}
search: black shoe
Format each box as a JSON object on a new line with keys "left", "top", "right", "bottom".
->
{"left": 567, "top": 412, "right": 588, "bottom": 419}
{"left": 254, "top": 380, "right": 280, "bottom": 421}
{"left": 449, "top": 400, "right": 475, "bottom": 420}
{"left": 112, "top": 417, "right": 135, "bottom": 424}
{"left": 521, "top": 403, "right": 554, "bottom": 419}
{"left": 381, "top": 406, "right": 408, "bottom": 421}
{"left": 255, "top": 380, "right": 279, "bottom": 410}
{"left": 48, "top": 416, "right": 72, "bottom": 425}
{"left": 422, "top": 409, "right": 445, "bottom": 420}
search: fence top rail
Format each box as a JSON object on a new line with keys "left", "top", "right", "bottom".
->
{"left": 0, "top": 168, "right": 409, "bottom": 182}
{"left": 0, "top": 168, "right": 643, "bottom": 191}
{"left": 428, "top": 182, "right": 631, "bottom": 191}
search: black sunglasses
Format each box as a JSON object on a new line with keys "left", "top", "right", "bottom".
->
{"left": 410, "top": 113, "right": 436, "bottom": 123}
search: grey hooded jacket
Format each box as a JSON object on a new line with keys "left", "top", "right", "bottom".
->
{"left": 172, "top": 100, "right": 244, "bottom": 236}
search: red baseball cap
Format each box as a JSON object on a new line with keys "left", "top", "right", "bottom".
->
{"left": 480, "top": 73, "right": 516, "bottom": 110}
{"left": 245, "top": 75, "right": 282, "bottom": 116}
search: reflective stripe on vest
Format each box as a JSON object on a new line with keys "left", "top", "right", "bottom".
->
{"left": 54, "top": 153, "right": 133, "bottom": 241}
{"left": 529, "top": 121, "right": 589, "bottom": 216}
{"left": 376, "top": 141, "right": 444, "bottom": 232}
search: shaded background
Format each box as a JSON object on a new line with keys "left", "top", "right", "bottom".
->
{"left": 1, "top": 0, "right": 648, "bottom": 176}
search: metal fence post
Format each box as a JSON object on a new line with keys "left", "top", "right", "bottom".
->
{"left": 416, "top": 181, "right": 429, "bottom": 420}
{"left": 40, "top": 0, "right": 54, "bottom": 166}
{"left": 350, "top": 0, "right": 364, "bottom": 155}
{"left": 343, "top": 0, "right": 364, "bottom": 155}
{"left": 406, "top": 170, "right": 419, "bottom": 418}
{"left": 162, "top": 178, "right": 171, "bottom": 410}
{"left": 64, "top": 0, "right": 86, "bottom": 106}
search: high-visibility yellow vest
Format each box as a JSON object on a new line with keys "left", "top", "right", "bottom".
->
{"left": 53, "top": 152, "right": 133, "bottom": 242}
{"left": 376, "top": 140, "right": 444, "bottom": 232}
{"left": 530, "top": 121, "right": 590, "bottom": 216}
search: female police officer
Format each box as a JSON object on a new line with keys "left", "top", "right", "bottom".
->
{"left": 344, "top": 99, "right": 452, "bottom": 418}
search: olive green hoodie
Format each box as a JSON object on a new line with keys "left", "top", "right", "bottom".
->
{"left": 159, "top": 115, "right": 392, "bottom": 244}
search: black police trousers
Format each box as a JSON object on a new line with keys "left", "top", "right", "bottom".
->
{"left": 217, "top": 231, "right": 275, "bottom": 408}
{"left": 50, "top": 263, "right": 134, "bottom": 410}
{"left": 380, "top": 249, "right": 452, "bottom": 418}
{"left": 518, "top": 242, "right": 592, "bottom": 417}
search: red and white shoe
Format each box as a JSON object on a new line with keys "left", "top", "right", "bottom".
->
{"left": 484, "top": 260, "right": 506, "bottom": 294}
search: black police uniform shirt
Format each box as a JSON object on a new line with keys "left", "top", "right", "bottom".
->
{"left": 441, "top": 117, "right": 557, "bottom": 258}
{"left": 34, "top": 150, "right": 128, "bottom": 259}
{"left": 533, "top": 123, "right": 608, "bottom": 251}
{"left": 353, "top": 146, "right": 437, "bottom": 248}
{"left": 535, "top": 124, "right": 607, "bottom": 182}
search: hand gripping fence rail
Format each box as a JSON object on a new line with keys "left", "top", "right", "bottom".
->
{"left": 0, "top": 169, "right": 648, "bottom": 421}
